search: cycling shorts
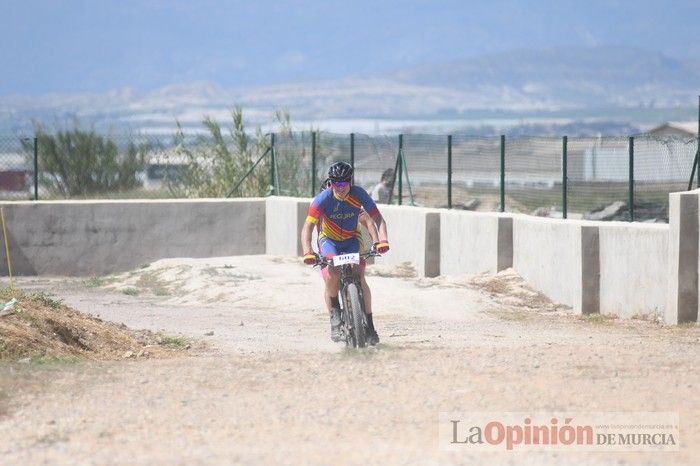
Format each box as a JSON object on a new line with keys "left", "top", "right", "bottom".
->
{"left": 318, "top": 235, "right": 366, "bottom": 281}
{"left": 318, "top": 236, "right": 361, "bottom": 257}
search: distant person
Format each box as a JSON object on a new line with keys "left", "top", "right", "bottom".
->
{"left": 370, "top": 168, "right": 395, "bottom": 204}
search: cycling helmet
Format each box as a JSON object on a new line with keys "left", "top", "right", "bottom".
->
{"left": 328, "top": 161, "right": 353, "bottom": 182}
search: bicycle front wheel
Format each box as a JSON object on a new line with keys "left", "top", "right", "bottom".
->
{"left": 346, "top": 282, "right": 366, "bottom": 348}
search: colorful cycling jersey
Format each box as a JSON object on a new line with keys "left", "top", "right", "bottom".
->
{"left": 306, "top": 186, "right": 380, "bottom": 242}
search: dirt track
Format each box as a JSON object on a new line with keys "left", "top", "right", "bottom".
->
{"left": 1, "top": 255, "right": 699, "bottom": 465}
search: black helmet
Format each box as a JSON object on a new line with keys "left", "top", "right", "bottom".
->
{"left": 328, "top": 161, "right": 353, "bottom": 182}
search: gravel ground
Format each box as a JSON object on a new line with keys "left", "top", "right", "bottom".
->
{"left": 0, "top": 255, "right": 698, "bottom": 465}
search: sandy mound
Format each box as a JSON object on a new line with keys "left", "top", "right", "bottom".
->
{"left": 102, "top": 257, "right": 265, "bottom": 305}
{"left": 101, "top": 256, "right": 422, "bottom": 306}
{"left": 100, "top": 258, "right": 566, "bottom": 317}
{"left": 0, "top": 287, "right": 187, "bottom": 362}
{"left": 469, "top": 268, "right": 569, "bottom": 313}
{"left": 364, "top": 261, "right": 416, "bottom": 278}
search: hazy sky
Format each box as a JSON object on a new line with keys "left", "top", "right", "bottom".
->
{"left": 2, "top": 0, "right": 698, "bottom": 95}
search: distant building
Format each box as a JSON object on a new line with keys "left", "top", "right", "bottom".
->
{"left": 646, "top": 121, "right": 698, "bottom": 138}
{"left": 570, "top": 134, "right": 697, "bottom": 183}
{"left": 0, "top": 153, "right": 29, "bottom": 192}
{"left": 143, "top": 148, "right": 193, "bottom": 189}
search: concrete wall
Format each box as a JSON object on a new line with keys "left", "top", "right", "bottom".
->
{"left": 512, "top": 214, "right": 670, "bottom": 317}
{"left": 0, "top": 199, "right": 265, "bottom": 276}
{"left": 440, "top": 210, "right": 512, "bottom": 275}
{"left": 666, "top": 190, "right": 699, "bottom": 324}
{"left": 512, "top": 216, "right": 594, "bottom": 313}
{"left": 598, "top": 222, "right": 668, "bottom": 319}
{"left": 2, "top": 192, "right": 695, "bottom": 324}
{"left": 378, "top": 205, "right": 440, "bottom": 277}
{"left": 265, "top": 197, "right": 310, "bottom": 256}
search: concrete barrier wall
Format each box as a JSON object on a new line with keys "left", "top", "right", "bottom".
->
{"left": 265, "top": 197, "right": 310, "bottom": 256}
{"left": 513, "top": 214, "right": 670, "bottom": 317}
{"left": 666, "top": 190, "right": 699, "bottom": 324}
{"left": 598, "top": 222, "right": 669, "bottom": 319}
{"left": 377, "top": 205, "right": 440, "bottom": 277}
{"left": 512, "top": 216, "right": 593, "bottom": 313}
{"left": 440, "top": 210, "right": 513, "bottom": 275}
{"left": 2, "top": 193, "right": 693, "bottom": 324}
{"left": 0, "top": 199, "right": 265, "bottom": 276}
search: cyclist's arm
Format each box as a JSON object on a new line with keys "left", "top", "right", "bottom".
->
{"left": 373, "top": 213, "right": 388, "bottom": 243}
{"left": 359, "top": 211, "right": 380, "bottom": 244}
{"left": 302, "top": 193, "right": 325, "bottom": 255}
{"left": 300, "top": 220, "right": 315, "bottom": 254}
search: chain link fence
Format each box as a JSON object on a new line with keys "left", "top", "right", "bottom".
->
{"left": 1, "top": 131, "right": 697, "bottom": 223}
{"left": 0, "top": 135, "right": 35, "bottom": 200}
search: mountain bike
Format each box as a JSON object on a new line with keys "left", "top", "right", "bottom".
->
{"left": 316, "top": 249, "right": 379, "bottom": 348}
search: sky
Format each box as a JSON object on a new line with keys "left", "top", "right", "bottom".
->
{"left": 2, "top": 0, "right": 699, "bottom": 95}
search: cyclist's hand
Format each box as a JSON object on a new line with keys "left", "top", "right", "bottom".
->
{"left": 374, "top": 241, "right": 390, "bottom": 254}
{"left": 302, "top": 251, "right": 318, "bottom": 265}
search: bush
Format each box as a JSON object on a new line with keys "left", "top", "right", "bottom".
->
{"left": 165, "top": 108, "right": 321, "bottom": 198}
{"left": 24, "top": 122, "right": 148, "bottom": 196}
{"left": 165, "top": 107, "right": 271, "bottom": 198}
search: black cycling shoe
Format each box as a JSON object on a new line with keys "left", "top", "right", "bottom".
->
{"left": 330, "top": 308, "right": 342, "bottom": 342}
{"left": 367, "top": 329, "right": 380, "bottom": 346}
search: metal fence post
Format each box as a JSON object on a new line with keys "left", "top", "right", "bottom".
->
{"left": 270, "top": 133, "right": 276, "bottom": 195}
{"left": 629, "top": 136, "right": 635, "bottom": 222}
{"left": 33, "top": 137, "right": 38, "bottom": 201}
{"left": 447, "top": 135, "right": 452, "bottom": 209}
{"left": 311, "top": 131, "right": 316, "bottom": 197}
{"left": 398, "top": 134, "right": 403, "bottom": 205}
{"left": 562, "top": 135, "right": 568, "bottom": 219}
{"left": 350, "top": 132, "right": 355, "bottom": 184}
{"left": 500, "top": 135, "right": 505, "bottom": 212}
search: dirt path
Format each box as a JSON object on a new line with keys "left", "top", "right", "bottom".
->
{"left": 1, "top": 255, "right": 698, "bottom": 465}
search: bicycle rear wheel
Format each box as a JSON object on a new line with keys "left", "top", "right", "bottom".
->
{"left": 345, "top": 282, "right": 366, "bottom": 348}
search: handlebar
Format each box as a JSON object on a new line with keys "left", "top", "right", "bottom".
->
{"left": 314, "top": 249, "right": 381, "bottom": 267}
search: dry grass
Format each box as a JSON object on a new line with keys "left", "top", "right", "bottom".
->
{"left": 578, "top": 313, "right": 619, "bottom": 324}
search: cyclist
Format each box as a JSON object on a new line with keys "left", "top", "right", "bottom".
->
{"left": 300, "top": 162, "right": 390, "bottom": 344}
{"left": 316, "top": 178, "right": 381, "bottom": 329}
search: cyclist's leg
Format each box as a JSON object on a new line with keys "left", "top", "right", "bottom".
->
{"left": 319, "top": 237, "right": 343, "bottom": 341}
{"left": 353, "top": 235, "right": 378, "bottom": 343}
{"left": 357, "top": 261, "right": 379, "bottom": 343}
{"left": 359, "top": 263, "right": 372, "bottom": 314}
{"left": 318, "top": 236, "right": 329, "bottom": 283}
{"left": 353, "top": 234, "right": 373, "bottom": 315}
{"left": 318, "top": 237, "right": 341, "bottom": 311}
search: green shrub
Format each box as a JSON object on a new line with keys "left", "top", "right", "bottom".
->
{"left": 25, "top": 122, "right": 148, "bottom": 196}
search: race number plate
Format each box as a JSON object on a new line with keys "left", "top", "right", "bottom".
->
{"left": 333, "top": 253, "right": 360, "bottom": 266}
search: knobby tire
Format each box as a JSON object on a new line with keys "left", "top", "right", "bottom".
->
{"left": 346, "top": 282, "right": 366, "bottom": 348}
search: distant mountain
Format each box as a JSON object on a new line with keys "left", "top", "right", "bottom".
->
{"left": 391, "top": 46, "right": 700, "bottom": 108}
{"left": 1, "top": 47, "right": 697, "bottom": 135}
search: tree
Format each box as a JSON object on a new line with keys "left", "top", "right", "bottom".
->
{"left": 25, "top": 122, "right": 148, "bottom": 196}
{"left": 165, "top": 107, "right": 324, "bottom": 198}
{"left": 165, "top": 107, "right": 271, "bottom": 198}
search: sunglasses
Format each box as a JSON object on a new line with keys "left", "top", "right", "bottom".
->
{"left": 331, "top": 181, "right": 350, "bottom": 188}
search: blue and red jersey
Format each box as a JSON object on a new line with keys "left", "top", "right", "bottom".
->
{"left": 306, "top": 186, "right": 380, "bottom": 242}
